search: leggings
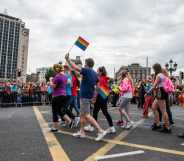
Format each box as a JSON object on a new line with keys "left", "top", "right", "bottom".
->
{"left": 93, "top": 95, "right": 113, "bottom": 127}
{"left": 52, "top": 95, "right": 75, "bottom": 122}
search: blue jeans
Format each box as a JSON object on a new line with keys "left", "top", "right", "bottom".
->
{"left": 70, "top": 96, "right": 80, "bottom": 116}
{"left": 77, "top": 91, "right": 80, "bottom": 109}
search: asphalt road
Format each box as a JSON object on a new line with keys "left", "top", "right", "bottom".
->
{"left": 0, "top": 104, "right": 184, "bottom": 161}
{"left": 0, "top": 107, "right": 52, "bottom": 161}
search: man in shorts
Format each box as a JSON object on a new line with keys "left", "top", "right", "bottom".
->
{"left": 65, "top": 53, "right": 107, "bottom": 141}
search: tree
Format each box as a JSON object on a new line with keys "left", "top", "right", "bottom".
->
{"left": 45, "top": 68, "right": 55, "bottom": 82}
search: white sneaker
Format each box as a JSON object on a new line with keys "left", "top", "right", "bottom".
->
{"left": 74, "top": 117, "right": 80, "bottom": 127}
{"left": 106, "top": 126, "right": 116, "bottom": 134}
{"left": 95, "top": 131, "right": 107, "bottom": 141}
{"left": 121, "top": 124, "right": 126, "bottom": 128}
{"left": 60, "top": 122, "right": 67, "bottom": 127}
{"left": 73, "top": 131, "right": 86, "bottom": 138}
{"left": 84, "top": 125, "right": 94, "bottom": 132}
{"left": 125, "top": 122, "right": 133, "bottom": 129}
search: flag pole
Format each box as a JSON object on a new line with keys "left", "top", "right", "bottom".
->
{"left": 67, "top": 44, "right": 74, "bottom": 54}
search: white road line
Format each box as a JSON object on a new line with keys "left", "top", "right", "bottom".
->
{"left": 41, "top": 111, "right": 50, "bottom": 114}
{"left": 175, "top": 118, "right": 184, "bottom": 121}
{"left": 95, "top": 150, "right": 144, "bottom": 160}
{"left": 108, "top": 107, "right": 119, "bottom": 111}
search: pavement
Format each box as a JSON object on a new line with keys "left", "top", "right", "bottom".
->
{"left": 0, "top": 107, "right": 52, "bottom": 161}
{"left": 0, "top": 104, "right": 184, "bottom": 161}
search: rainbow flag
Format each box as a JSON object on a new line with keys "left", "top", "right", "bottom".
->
{"left": 96, "top": 86, "right": 110, "bottom": 99}
{"left": 75, "top": 36, "right": 89, "bottom": 51}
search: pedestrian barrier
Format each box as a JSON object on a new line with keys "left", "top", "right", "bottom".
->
{"left": 0, "top": 101, "right": 51, "bottom": 107}
{"left": 0, "top": 93, "right": 52, "bottom": 107}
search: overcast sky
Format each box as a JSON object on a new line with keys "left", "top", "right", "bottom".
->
{"left": 1, "top": 0, "right": 184, "bottom": 76}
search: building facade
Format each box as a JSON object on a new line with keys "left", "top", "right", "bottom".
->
{"left": 115, "top": 63, "right": 151, "bottom": 84}
{"left": 0, "top": 13, "right": 29, "bottom": 82}
{"left": 36, "top": 67, "right": 49, "bottom": 83}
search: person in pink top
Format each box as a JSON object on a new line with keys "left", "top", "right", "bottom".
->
{"left": 162, "top": 68, "right": 174, "bottom": 126}
{"left": 151, "top": 63, "right": 171, "bottom": 133}
{"left": 40, "top": 82, "right": 47, "bottom": 105}
{"left": 119, "top": 70, "right": 134, "bottom": 129}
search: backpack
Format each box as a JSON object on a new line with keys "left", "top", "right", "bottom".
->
{"left": 163, "top": 77, "right": 175, "bottom": 93}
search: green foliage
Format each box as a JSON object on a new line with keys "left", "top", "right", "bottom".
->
{"left": 45, "top": 68, "right": 55, "bottom": 82}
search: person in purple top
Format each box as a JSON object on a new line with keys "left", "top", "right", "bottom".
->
{"left": 50, "top": 64, "right": 75, "bottom": 132}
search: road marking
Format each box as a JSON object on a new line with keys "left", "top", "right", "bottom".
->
{"left": 83, "top": 117, "right": 146, "bottom": 161}
{"left": 41, "top": 111, "right": 50, "bottom": 114}
{"left": 108, "top": 107, "right": 118, "bottom": 111}
{"left": 95, "top": 150, "right": 144, "bottom": 160}
{"left": 33, "top": 106, "right": 71, "bottom": 161}
{"left": 36, "top": 107, "right": 184, "bottom": 158}
{"left": 84, "top": 131, "right": 130, "bottom": 161}
{"left": 58, "top": 130, "right": 184, "bottom": 157}
{"left": 109, "top": 140, "right": 184, "bottom": 156}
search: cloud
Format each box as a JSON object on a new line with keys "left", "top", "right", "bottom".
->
{"left": 1, "top": 0, "right": 184, "bottom": 76}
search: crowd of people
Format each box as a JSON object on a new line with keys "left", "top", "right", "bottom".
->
{"left": 1, "top": 53, "right": 184, "bottom": 140}
{"left": 0, "top": 81, "right": 53, "bottom": 107}
{"left": 47, "top": 53, "right": 184, "bottom": 141}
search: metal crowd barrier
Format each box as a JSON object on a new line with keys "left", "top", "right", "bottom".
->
{"left": 0, "top": 94, "right": 52, "bottom": 108}
{"left": 0, "top": 101, "right": 52, "bottom": 107}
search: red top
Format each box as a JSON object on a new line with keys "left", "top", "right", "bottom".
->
{"left": 72, "top": 75, "right": 78, "bottom": 96}
{"left": 98, "top": 76, "right": 109, "bottom": 90}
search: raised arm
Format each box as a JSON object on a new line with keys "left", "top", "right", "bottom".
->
{"left": 65, "top": 53, "right": 82, "bottom": 72}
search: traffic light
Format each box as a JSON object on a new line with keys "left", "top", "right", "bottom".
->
{"left": 180, "top": 72, "right": 184, "bottom": 80}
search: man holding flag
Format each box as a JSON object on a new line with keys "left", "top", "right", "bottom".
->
{"left": 65, "top": 52, "right": 107, "bottom": 141}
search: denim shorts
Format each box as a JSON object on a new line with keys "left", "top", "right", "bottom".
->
{"left": 119, "top": 96, "right": 131, "bottom": 111}
{"left": 80, "top": 98, "right": 91, "bottom": 115}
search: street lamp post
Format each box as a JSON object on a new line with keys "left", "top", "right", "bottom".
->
{"left": 165, "top": 59, "right": 177, "bottom": 76}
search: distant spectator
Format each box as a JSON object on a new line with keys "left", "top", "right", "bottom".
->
{"left": 47, "top": 82, "right": 53, "bottom": 104}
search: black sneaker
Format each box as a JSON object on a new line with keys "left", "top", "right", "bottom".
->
{"left": 159, "top": 127, "right": 172, "bottom": 134}
{"left": 50, "top": 128, "right": 58, "bottom": 132}
{"left": 178, "top": 133, "right": 184, "bottom": 138}
{"left": 151, "top": 123, "right": 161, "bottom": 131}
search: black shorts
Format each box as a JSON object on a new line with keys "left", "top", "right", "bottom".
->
{"left": 156, "top": 87, "right": 168, "bottom": 100}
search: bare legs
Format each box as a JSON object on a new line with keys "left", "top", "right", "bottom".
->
{"left": 152, "top": 99, "right": 169, "bottom": 128}
{"left": 80, "top": 113, "right": 104, "bottom": 134}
